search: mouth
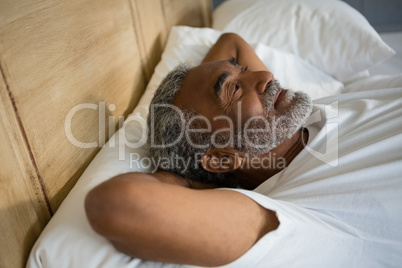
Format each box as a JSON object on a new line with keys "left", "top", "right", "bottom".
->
{"left": 272, "top": 88, "right": 282, "bottom": 104}
{"left": 263, "top": 80, "right": 287, "bottom": 108}
{"left": 274, "top": 88, "right": 287, "bottom": 108}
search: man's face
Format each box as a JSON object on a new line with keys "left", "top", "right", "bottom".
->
{"left": 173, "top": 59, "right": 312, "bottom": 154}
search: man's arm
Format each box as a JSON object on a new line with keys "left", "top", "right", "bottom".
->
{"left": 85, "top": 172, "right": 279, "bottom": 266}
{"left": 203, "top": 33, "right": 267, "bottom": 71}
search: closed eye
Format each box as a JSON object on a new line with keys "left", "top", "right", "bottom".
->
{"left": 230, "top": 83, "right": 240, "bottom": 99}
{"left": 229, "top": 57, "right": 238, "bottom": 67}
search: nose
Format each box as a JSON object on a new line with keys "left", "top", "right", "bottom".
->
{"left": 244, "top": 70, "right": 274, "bottom": 94}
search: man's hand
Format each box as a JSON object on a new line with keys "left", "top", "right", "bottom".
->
{"left": 203, "top": 33, "right": 268, "bottom": 72}
{"left": 85, "top": 172, "right": 279, "bottom": 266}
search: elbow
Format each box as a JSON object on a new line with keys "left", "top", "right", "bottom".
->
{"left": 84, "top": 181, "right": 113, "bottom": 236}
{"left": 84, "top": 173, "right": 162, "bottom": 257}
{"left": 84, "top": 174, "right": 136, "bottom": 237}
{"left": 85, "top": 179, "right": 135, "bottom": 255}
{"left": 84, "top": 173, "right": 157, "bottom": 238}
{"left": 219, "top": 32, "right": 242, "bottom": 42}
{"left": 220, "top": 32, "right": 239, "bottom": 38}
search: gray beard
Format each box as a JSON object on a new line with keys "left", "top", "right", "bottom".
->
{"left": 238, "top": 80, "right": 313, "bottom": 156}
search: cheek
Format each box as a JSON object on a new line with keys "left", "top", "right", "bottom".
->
{"left": 232, "top": 97, "right": 265, "bottom": 123}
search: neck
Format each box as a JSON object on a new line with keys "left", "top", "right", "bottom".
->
{"left": 283, "top": 128, "right": 309, "bottom": 165}
{"left": 237, "top": 128, "right": 309, "bottom": 189}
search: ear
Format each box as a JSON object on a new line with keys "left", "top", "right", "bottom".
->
{"left": 200, "top": 147, "right": 245, "bottom": 173}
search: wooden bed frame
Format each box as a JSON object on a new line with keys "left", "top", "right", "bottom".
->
{"left": 0, "top": 1, "right": 211, "bottom": 267}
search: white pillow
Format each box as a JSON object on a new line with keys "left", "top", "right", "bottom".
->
{"left": 27, "top": 26, "right": 342, "bottom": 268}
{"left": 213, "top": 0, "right": 396, "bottom": 82}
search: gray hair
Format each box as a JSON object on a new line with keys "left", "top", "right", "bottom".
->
{"left": 147, "top": 64, "right": 238, "bottom": 187}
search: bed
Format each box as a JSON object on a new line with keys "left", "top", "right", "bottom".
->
{"left": 1, "top": 0, "right": 401, "bottom": 267}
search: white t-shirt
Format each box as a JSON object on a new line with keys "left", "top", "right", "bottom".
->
{"left": 223, "top": 88, "right": 402, "bottom": 267}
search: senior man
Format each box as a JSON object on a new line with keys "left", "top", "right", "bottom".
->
{"left": 85, "top": 33, "right": 402, "bottom": 267}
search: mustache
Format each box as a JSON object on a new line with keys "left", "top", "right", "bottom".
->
{"left": 262, "top": 79, "right": 282, "bottom": 108}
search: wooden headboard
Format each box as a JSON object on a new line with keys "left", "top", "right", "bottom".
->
{"left": 0, "top": 0, "right": 211, "bottom": 267}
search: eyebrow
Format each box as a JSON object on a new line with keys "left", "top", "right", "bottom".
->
{"left": 213, "top": 58, "right": 237, "bottom": 97}
{"left": 214, "top": 72, "right": 229, "bottom": 98}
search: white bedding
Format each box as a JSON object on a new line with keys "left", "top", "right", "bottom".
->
{"left": 349, "top": 31, "right": 402, "bottom": 90}
{"left": 343, "top": 31, "right": 402, "bottom": 93}
{"left": 368, "top": 32, "right": 402, "bottom": 76}
{"left": 27, "top": 0, "right": 402, "bottom": 267}
{"left": 223, "top": 88, "right": 402, "bottom": 267}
